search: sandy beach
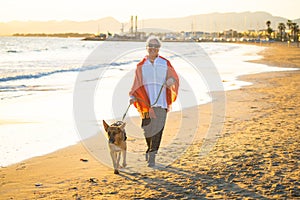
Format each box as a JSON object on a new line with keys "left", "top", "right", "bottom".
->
{"left": 1, "top": 43, "right": 299, "bottom": 199}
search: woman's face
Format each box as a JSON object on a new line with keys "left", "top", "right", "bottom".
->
{"left": 147, "top": 40, "right": 160, "bottom": 58}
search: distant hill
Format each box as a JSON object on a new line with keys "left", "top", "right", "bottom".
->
{"left": 0, "top": 12, "right": 299, "bottom": 36}
{"left": 139, "top": 12, "right": 299, "bottom": 32}
{"left": 0, "top": 17, "right": 121, "bottom": 36}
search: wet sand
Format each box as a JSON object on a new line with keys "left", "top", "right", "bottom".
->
{"left": 0, "top": 43, "right": 299, "bottom": 199}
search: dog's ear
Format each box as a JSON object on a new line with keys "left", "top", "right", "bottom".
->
{"left": 103, "top": 120, "right": 109, "bottom": 132}
{"left": 120, "top": 122, "right": 126, "bottom": 129}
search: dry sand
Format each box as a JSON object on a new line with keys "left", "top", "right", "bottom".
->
{"left": 0, "top": 43, "right": 299, "bottom": 199}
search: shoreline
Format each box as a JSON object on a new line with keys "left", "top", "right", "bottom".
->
{"left": 0, "top": 44, "right": 299, "bottom": 199}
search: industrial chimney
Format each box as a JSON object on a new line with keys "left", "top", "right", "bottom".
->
{"left": 135, "top": 16, "right": 138, "bottom": 33}
{"left": 130, "top": 16, "right": 133, "bottom": 33}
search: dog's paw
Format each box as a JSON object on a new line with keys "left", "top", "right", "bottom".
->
{"left": 121, "top": 163, "right": 127, "bottom": 168}
{"left": 114, "top": 169, "right": 119, "bottom": 174}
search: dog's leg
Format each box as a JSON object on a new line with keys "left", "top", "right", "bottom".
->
{"left": 110, "top": 151, "right": 119, "bottom": 174}
{"left": 121, "top": 149, "right": 127, "bottom": 168}
{"left": 116, "top": 152, "right": 121, "bottom": 169}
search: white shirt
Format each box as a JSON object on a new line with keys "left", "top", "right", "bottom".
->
{"left": 142, "top": 56, "right": 168, "bottom": 108}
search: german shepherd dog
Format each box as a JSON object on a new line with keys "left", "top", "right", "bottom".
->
{"left": 103, "top": 120, "right": 127, "bottom": 174}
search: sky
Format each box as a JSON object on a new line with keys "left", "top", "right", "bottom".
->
{"left": 1, "top": 0, "right": 299, "bottom": 23}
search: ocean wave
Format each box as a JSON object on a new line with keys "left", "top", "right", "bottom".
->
{"left": 0, "top": 58, "right": 141, "bottom": 83}
{"left": 6, "top": 50, "right": 22, "bottom": 53}
{"left": 0, "top": 85, "right": 26, "bottom": 91}
{"left": 0, "top": 65, "right": 101, "bottom": 82}
{"left": 33, "top": 48, "right": 48, "bottom": 52}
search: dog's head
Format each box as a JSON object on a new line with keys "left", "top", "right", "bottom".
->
{"left": 103, "top": 120, "right": 126, "bottom": 144}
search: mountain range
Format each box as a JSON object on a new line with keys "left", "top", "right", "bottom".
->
{"left": 1, "top": 12, "right": 299, "bottom": 35}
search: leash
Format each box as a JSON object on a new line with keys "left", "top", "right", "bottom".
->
{"left": 121, "top": 104, "right": 131, "bottom": 121}
{"left": 121, "top": 81, "right": 165, "bottom": 121}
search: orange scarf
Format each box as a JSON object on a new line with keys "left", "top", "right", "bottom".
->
{"left": 129, "top": 56, "right": 179, "bottom": 117}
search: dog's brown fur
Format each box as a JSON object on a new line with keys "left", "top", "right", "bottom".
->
{"left": 103, "top": 120, "right": 127, "bottom": 174}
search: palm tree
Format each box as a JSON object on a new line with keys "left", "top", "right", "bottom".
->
{"left": 286, "top": 20, "right": 293, "bottom": 41}
{"left": 266, "top": 20, "right": 273, "bottom": 38}
{"left": 286, "top": 20, "right": 293, "bottom": 30}
{"left": 291, "top": 23, "right": 299, "bottom": 42}
{"left": 278, "top": 23, "right": 286, "bottom": 41}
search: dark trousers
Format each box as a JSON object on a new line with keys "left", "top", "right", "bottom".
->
{"left": 141, "top": 107, "right": 167, "bottom": 154}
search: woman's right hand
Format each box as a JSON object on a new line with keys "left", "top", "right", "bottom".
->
{"left": 129, "top": 97, "right": 136, "bottom": 105}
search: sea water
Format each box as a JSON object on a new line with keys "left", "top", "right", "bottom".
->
{"left": 0, "top": 37, "right": 297, "bottom": 167}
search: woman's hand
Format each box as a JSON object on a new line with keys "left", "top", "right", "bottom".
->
{"left": 165, "top": 77, "right": 175, "bottom": 87}
{"left": 129, "top": 97, "right": 136, "bottom": 104}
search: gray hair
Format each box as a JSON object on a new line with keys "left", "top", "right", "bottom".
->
{"left": 146, "top": 35, "right": 162, "bottom": 48}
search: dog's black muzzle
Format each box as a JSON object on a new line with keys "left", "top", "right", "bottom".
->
{"left": 109, "top": 138, "right": 115, "bottom": 144}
